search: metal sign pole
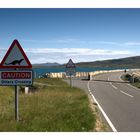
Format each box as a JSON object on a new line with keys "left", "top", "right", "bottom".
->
{"left": 15, "top": 85, "right": 19, "bottom": 121}
{"left": 15, "top": 68, "right": 19, "bottom": 122}
{"left": 70, "top": 72, "right": 72, "bottom": 88}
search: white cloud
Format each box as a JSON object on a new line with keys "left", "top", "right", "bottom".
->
{"left": 21, "top": 39, "right": 79, "bottom": 44}
{"left": 25, "top": 48, "right": 134, "bottom": 64}
{"left": 88, "top": 41, "right": 118, "bottom": 45}
{"left": 25, "top": 48, "right": 132, "bottom": 55}
{"left": 0, "top": 45, "right": 137, "bottom": 64}
{"left": 21, "top": 39, "right": 119, "bottom": 45}
{"left": 25, "top": 48, "right": 90, "bottom": 53}
{"left": 21, "top": 38, "right": 140, "bottom": 47}
{"left": 123, "top": 42, "right": 140, "bottom": 46}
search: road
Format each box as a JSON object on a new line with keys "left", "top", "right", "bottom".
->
{"left": 68, "top": 72, "right": 140, "bottom": 132}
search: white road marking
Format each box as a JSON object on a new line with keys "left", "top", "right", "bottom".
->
{"left": 119, "top": 73, "right": 140, "bottom": 94}
{"left": 87, "top": 82, "right": 90, "bottom": 91}
{"left": 119, "top": 74, "right": 123, "bottom": 81}
{"left": 120, "top": 90, "right": 133, "bottom": 98}
{"left": 112, "top": 85, "right": 118, "bottom": 89}
{"left": 109, "top": 82, "right": 118, "bottom": 89}
{"left": 87, "top": 81, "right": 117, "bottom": 132}
{"left": 127, "top": 83, "right": 140, "bottom": 91}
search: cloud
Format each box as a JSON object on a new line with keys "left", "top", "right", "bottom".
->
{"left": 88, "top": 41, "right": 118, "bottom": 45}
{"left": 0, "top": 44, "right": 136, "bottom": 64}
{"left": 21, "top": 38, "right": 140, "bottom": 47}
{"left": 21, "top": 39, "right": 119, "bottom": 45}
{"left": 25, "top": 48, "right": 134, "bottom": 64}
{"left": 25, "top": 48, "right": 132, "bottom": 55}
{"left": 0, "top": 48, "right": 7, "bottom": 61}
{"left": 21, "top": 39, "right": 80, "bottom": 44}
{"left": 25, "top": 48, "right": 90, "bottom": 53}
{"left": 123, "top": 42, "right": 140, "bottom": 46}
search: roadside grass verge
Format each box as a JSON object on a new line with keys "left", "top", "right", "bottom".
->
{"left": 34, "top": 78, "right": 68, "bottom": 86}
{"left": 131, "top": 83, "right": 140, "bottom": 89}
{"left": 121, "top": 73, "right": 140, "bottom": 89}
{"left": 0, "top": 78, "right": 96, "bottom": 131}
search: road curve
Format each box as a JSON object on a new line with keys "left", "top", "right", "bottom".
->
{"left": 70, "top": 72, "right": 140, "bottom": 132}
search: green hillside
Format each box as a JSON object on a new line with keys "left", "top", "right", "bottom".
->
{"left": 75, "top": 56, "right": 140, "bottom": 68}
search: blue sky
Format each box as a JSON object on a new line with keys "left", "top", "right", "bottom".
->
{"left": 0, "top": 8, "right": 140, "bottom": 64}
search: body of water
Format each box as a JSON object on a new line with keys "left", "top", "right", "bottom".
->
{"left": 33, "top": 67, "right": 124, "bottom": 77}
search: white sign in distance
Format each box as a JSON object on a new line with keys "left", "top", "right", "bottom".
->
{"left": 0, "top": 70, "right": 33, "bottom": 86}
{"left": 66, "top": 59, "right": 76, "bottom": 76}
{"left": 66, "top": 68, "right": 76, "bottom": 76}
{"left": 66, "top": 59, "right": 76, "bottom": 68}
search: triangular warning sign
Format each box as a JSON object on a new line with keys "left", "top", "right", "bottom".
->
{"left": 66, "top": 59, "right": 76, "bottom": 68}
{"left": 0, "top": 40, "right": 32, "bottom": 68}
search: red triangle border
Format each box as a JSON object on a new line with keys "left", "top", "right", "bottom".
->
{"left": 66, "top": 59, "right": 76, "bottom": 68}
{"left": 0, "top": 40, "right": 32, "bottom": 68}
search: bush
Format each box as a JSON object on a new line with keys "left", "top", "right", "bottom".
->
{"left": 134, "top": 77, "right": 140, "bottom": 83}
{"left": 124, "top": 74, "right": 131, "bottom": 81}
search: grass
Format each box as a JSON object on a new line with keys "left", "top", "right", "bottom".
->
{"left": 121, "top": 74, "right": 140, "bottom": 89}
{"left": 34, "top": 78, "right": 68, "bottom": 86}
{"left": 131, "top": 83, "right": 140, "bottom": 89}
{"left": 0, "top": 78, "right": 96, "bottom": 131}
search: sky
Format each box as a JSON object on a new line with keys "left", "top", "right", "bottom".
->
{"left": 0, "top": 8, "right": 140, "bottom": 64}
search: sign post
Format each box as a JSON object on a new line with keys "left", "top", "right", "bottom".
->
{"left": 66, "top": 59, "right": 76, "bottom": 88}
{"left": 70, "top": 73, "right": 72, "bottom": 88}
{"left": 0, "top": 39, "right": 32, "bottom": 121}
{"left": 15, "top": 85, "right": 19, "bottom": 121}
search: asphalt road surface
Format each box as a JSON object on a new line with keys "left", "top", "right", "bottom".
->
{"left": 67, "top": 72, "right": 140, "bottom": 132}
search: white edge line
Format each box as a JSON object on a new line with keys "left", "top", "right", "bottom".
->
{"left": 87, "top": 81, "right": 117, "bottom": 132}
{"left": 127, "top": 83, "right": 140, "bottom": 91}
{"left": 120, "top": 73, "right": 140, "bottom": 91}
{"left": 120, "top": 90, "right": 133, "bottom": 98}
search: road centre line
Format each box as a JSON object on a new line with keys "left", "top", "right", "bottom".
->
{"left": 120, "top": 90, "right": 133, "bottom": 98}
{"left": 109, "top": 81, "right": 118, "bottom": 90}
{"left": 112, "top": 85, "right": 118, "bottom": 89}
{"left": 119, "top": 73, "right": 140, "bottom": 93}
{"left": 87, "top": 81, "right": 117, "bottom": 132}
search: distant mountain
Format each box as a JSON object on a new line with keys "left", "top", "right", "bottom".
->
{"left": 33, "top": 62, "right": 60, "bottom": 67}
{"left": 76, "top": 56, "right": 140, "bottom": 69}
{"left": 33, "top": 56, "right": 140, "bottom": 69}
